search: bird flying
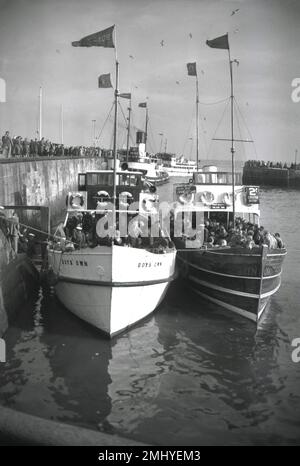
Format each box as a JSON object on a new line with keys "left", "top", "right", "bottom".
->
{"left": 129, "top": 54, "right": 134, "bottom": 59}
{"left": 231, "top": 8, "right": 240, "bottom": 16}
{"left": 189, "top": 33, "right": 192, "bottom": 39}
{"left": 160, "top": 40, "right": 165, "bottom": 47}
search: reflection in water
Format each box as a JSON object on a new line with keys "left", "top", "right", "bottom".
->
{"left": 0, "top": 186, "right": 299, "bottom": 445}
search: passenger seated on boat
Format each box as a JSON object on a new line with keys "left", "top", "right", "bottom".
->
{"left": 114, "top": 230, "right": 123, "bottom": 246}
{"left": 215, "top": 225, "right": 228, "bottom": 244}
{"left": 128, "top": 218, "right": 143, "bottom": 248}
{"left": 218, "top": 238, "right": 228, "bottom": 247}
{"left": 253, "top": 225, "right": 265, "bottom": 245}
{"left": 244, "top": 235, "right": 256, "bottom": 250}
{"left": 274, "top": 232, "right": 284, "bottom": 249}
{"left": 263, "top": 231, "right": 278, "bottom": 249}
{"left": 228, "top": 229, "right": 245, "bottom": 247}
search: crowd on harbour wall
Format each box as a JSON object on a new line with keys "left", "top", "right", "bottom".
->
{"left": 1, "top": 131, "right": 101, "bottom": 158}
{"left": 244, "top": 160, "right": 300, "bottom": 170}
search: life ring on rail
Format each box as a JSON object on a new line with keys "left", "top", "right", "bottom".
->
{"left": 69, "top": 193, "right": 84, "bottom": 209}
{"left": 199, "top": 191, "right": 214, "bottom": 205}
{"left": 178, "top": 192, "right": 194, "bottom": 204}
{"left": 96, "top": 190, "right": 110, "bottom": 209}
{"left": 222, "top": 192, "right": 236, "bottom": 206}
{"left": 140, "top": 197, "right": 157, "bottom": 214}
{"left": 119, "top": 191, "right": 133, "bottom": 208}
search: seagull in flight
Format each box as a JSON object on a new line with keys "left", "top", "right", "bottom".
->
{"left": 176, "top": 81, "right": 180, "bottom": 85}
{"left": 160, "top": 40, "right": 165, "bottom": 47}
{"left": 231, "top": 8, "right": 240, "bottom": 16}
{"left": 233, "top": 28, "right": 239, "bottom": 34}
{"left": 189, "top": 33, "right": 192, "bottom": 39}
{"left": 129, "top": 54, "right": 134, "bottom": 59}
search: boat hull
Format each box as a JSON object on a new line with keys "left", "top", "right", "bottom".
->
{"left": 176, "top": 244, "right": 286, "bottom": 322}
{"left": 48, "top": 245, "right": 176, "bottom": 337}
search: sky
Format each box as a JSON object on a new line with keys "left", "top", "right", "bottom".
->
{"left": 0, "top": 0, "right": 300, "bottom": 162}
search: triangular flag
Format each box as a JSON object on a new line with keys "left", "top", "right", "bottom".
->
{"left": 72, "top": 25, "right": 115, "bottom": 48}
{"left": 206, "top": 34, "right": 229, "bottom": 50}
{"left": 98, "top": 74, "right": 112, "bottom": 88}
{"left": 119, "top": 93, "right": 131, "bottom": 99}
{"left": 187, "top": 62, "right": 197, "bottom": 76}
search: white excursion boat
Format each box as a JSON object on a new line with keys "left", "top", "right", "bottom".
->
{"left": 48, "top": 169, "right": 176, "bottom": 337}
{"left": 119, "top": 137, "right": 169, "bottom": 186}
{"left": 156, "top": 153, "right": 197, "bottom": 177}
{"left": 47, "top": 26, "right": 176, "bottom": 337}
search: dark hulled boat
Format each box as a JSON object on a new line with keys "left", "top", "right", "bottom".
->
{"left": 172, "top": 33, "right": 286, "bottom": 323}
{"left": 176, "top": 238, "right": 286, "bottom": 322}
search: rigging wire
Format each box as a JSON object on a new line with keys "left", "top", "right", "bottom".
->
{"left": 206, "top": 97, "right": 231, "bottom": 159}
{"left": 233, "top": 97, "right": 259, "bottom": 160}
{"left": 97, "top": 101, "right": 114, "bottom": 143}
{"left": 198, "top": 96, "right": 230, "bottom": 106}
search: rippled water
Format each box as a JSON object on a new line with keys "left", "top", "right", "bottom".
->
{"left": 0, "top": 176, "right": 300, "bottom": 445}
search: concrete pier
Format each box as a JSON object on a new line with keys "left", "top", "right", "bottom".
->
{"left": 243, "top": 166, "right": 300, "bottom": 188}
{"left": 0, "top": 156, "right": 106, "bottom": 226}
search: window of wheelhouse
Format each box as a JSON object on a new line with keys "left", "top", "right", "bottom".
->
{"left": 78, "top": 174, "right": 86, "bottom": 191}
{"left": 118, "top": 173, "right": 140, "bottom": 186}
{"left": 86, "top": 173, "right": 114, "bottom": 186}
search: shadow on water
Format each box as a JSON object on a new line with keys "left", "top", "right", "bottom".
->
{"left": 0, "top": 276, "right": 299, "bottom": 445}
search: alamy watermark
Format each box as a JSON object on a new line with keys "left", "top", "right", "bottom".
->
{"left": 0, "top": 337, "right": 6, "bottom": 363}
{"left": 291, "top": 78, "right": 300, "bottom": 102}
{"left": 291, "top": 338, "right": 300, "bottom": 363}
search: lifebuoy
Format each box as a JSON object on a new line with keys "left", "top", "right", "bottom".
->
{"left": 96, "top": 190, "right": 110, "bottom": 209}
{"left": 222, "top": 192, "right": 236, "bottom": 206}
{"left": 178, "top": 192, "right": 194, "bottom": 204}
{"left": 199, "top": 191, "right": 214, "bottom": 205}
{"left": 119, "top": 191, "right": 133, "bottom": 208}
{"left": 140, "top": 197, "right": 157, "bottom": 214}
{"left": 69, "top": 193, "right": 84, "bottom": 209}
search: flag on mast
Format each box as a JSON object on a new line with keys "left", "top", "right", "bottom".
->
{"left": 72, "top": 25, "right": 115, "bottom": 48}
{"left": 187, "top": 62, "right": 197, "bottom": 76}
{"left": 119, "top": 93, "right": 131, "bottom": 99}
{"left": 98, "top": 73, "right": 113, "bottom": 88}
{"left": 138, "top": 102, "right": 147, "bottom": 108}
{"left": 206, "top": 33, "right": 229, "bottom": 50}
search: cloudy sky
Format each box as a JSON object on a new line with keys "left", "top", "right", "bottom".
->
{"left": 0, "top": 0, "right": 300, "bottom": 162}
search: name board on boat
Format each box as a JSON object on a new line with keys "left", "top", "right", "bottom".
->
{"left": 210, "top": 203, "right": 227, "bottom": 209}
{"left": 176, "top": 185, "right": 196, "bottom": 195}
{"left": 245, "top": 186, "right": 259, "bottom": 204}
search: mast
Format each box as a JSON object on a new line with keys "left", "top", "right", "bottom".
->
{"left": 112, "top": 27, "right": 119, "bottom": 233}
{"left": 145, "top": 106, "right": 148, "bottom": 151}
{"left": 38, "top": 86, "right": 42, "bottom": 139}
{"left": 229, "top": 52, "right": 235, "bottom": 221}
{"left": 196, "top": 76, "right": 199, "bottom": 171}
{"left": 126, "top": 97, "right": 131, "bottom": 162}
{"left": 61, "top": 104, "right": 64, "bottom": 145}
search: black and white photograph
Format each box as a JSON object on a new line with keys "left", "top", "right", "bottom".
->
{"left": 0, "top": 0, "right": 299, "bottom": 449}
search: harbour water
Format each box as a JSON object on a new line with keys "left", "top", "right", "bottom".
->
{"left": 0, "top": 171, "right": 299, "bottom": 445}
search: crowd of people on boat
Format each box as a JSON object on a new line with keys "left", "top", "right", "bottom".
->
{"left": 52, "top": 212, "right": 175, "bottom": 254}
{"left": 0, "top": 131, "right": 101, "bottom": 158}
{"left": 202, "top": 217, "right": 284, "bottom": 250}
{"left": 244, "top": 160, "right": 299, "bottom": 170}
